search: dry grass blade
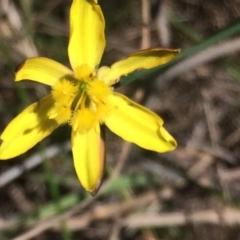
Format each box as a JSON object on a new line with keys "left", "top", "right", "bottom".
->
{"left": 0, "top": 0, "right": 38, "bottom": 59}
{"left": 122, "top": 208, "right": 240, "bottom": 228}
{"left": 157, "top": 37, "right": 240, "bottom": 84}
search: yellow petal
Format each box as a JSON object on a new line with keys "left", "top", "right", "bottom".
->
{"left": 68, "top": 0, "right": 105, "bottom": 71}
{"left": 15, "top": 57, "right": 73, "bottom": 86}
{"left": 0, "top": 95, "right": 59, "bottom": 159}
{"left": 105, "top": 93, "right": 177, "bottom": 152}
{"left": 71, "top": 125, "right": 105, "bottom": 194}
{"left": 98, "top": 48, "right": 180, "bottom": 85}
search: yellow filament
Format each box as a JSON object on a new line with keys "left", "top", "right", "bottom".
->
{"left": 74, "top": 93, "right": 86, "bottom": 112}
{"left": 87, "top": 80, "right": 112, "bottom": 104}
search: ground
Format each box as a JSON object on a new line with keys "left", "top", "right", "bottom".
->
{"left": 1, "top": 0, "right": 240, "bottom": 239}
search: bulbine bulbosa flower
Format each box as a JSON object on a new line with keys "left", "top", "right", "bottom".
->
{"left": 0, "top": 0, "right": 179, "bottom": 194}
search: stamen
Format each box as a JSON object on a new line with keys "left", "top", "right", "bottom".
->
{"left": 87, "top": 80, "right": 112, "bottom": 104}
{"left": 48, "top": 67, "right": 114, "bottom": 132}
{"left": 71, "top": 109, "right": 97, "bottom": 132}
{"left": 95, "top": 102, "right": 113, "bottom": 123}
{"left": 52, "top": 78, "right": 78, "bottom": 105}
{"left": 47, "top": 104, "right": 72, "bottom": 124}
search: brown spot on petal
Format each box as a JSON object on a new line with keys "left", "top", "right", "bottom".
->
{"left": 90, "top": 178, "right": 103, "bottom": 197}
{"left": 15, "top": 60, "right": 27, "bottom": 73}
{"left": 90, "top": 125, "right": 106, "bottom": 196}
{"left": 132, "top": 47, "right": 181, "bottom": 55}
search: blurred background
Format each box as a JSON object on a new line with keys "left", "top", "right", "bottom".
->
{"left": 1, "top": 0, "right": 240, "bottom": 239}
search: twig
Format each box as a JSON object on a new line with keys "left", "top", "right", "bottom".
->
{"left": 121, "top": 207, "right": 240, "bottom": 228}
{"left": 155, "top": 1, "right": 171, "bottom": 46}
{"left": 201, "top": 89, "right": 221, "bottom": 147}
{"left": 141, "top": 0, "right": 151, "bottom": 49}
{"left": 51, "top": 187, "right": 174, "bottom": 231}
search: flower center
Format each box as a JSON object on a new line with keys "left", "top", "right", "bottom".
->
{"left": 49, "top": 66, "right": 112, "bottom": 132}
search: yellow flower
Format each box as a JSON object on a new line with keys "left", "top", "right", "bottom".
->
{"left": 0, "top": 0, "right": 179, "bottom": 194}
